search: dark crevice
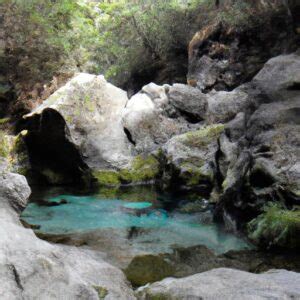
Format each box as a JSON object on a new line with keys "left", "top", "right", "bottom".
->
{"left": 18, "top": 108, "right": 91, "bottom": 185}
{"left": 124, "top": 127, "right": 136, "bottom": 146}
{"left": 10, "top": 264, "right": 23, "bottom": 291}
{"left": 286, "top": 82, "right": 300, "bottom": 90}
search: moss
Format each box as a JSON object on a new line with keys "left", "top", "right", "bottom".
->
{"left": 93, "top": 286, "right": 108, "bottom": 299}
{"left": 0, "top": 131, "right": 10, "bottom": 158}
{"left": 248, "top": 203, "right": 300, "bottom": 249}
{"left": 182, "top": 124, "right": 224, "bottom": 148}
{"left": 120, "top": 155, "right": 160, "bottom": 184}
{"left": 0, "top": 118, "right": 10, "bottom": 125}
{"left": 179, "top": 162, "right": 213, "bottom": 187}
{"left": 93, "top": 155, "right": 160, "bottom": 186}
{"left": 124, "top": 254, "right": 175, "bottom": 286}
{"left": 92, "top": 170, "right": 121, "bottom": 186}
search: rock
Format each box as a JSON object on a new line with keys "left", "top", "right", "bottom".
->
{"left": 22, "top": 73, "right": 134, "bottom": 184}
{"left": 0, "top": 172, "right": 136, "bottom": 299}
{"left": 0, "top": 172, "right": 31, "bottom": 212}
{"left": 163, "top": 124, "right": 224, "bottom": 196}
{"left": 124, "top": 255, "right": 175, "bottom": 287}
{"left": 253, "top": 52, "right": 300, "bottom": 96}
{"left": 136, "top": 268, "right": 300, "bottom": 300}
{"left": 187, "top": 6, "right": 298, "bottom": 91}
{"left": 93, "top": 154, "right": 161, "bottom": 186}
{"left": 122, "top": 85, "right": 190, "bottom": 153}
{"left": 206, "top": 88, "right": 252, "bottom": 124}
{"left": 167, "top": 84, "right": 208, "bottom": 122}
{"left": 215, "top": 52, "right": 300, "bottom": 240}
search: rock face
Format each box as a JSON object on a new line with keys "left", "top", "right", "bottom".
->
{"left": 0, "top": 171, "right": 135, "bottom": 299}
{"left": 22, "top": 73, "right": 134, "bottom": 184}
{"left": 137, "top": 268, "right": 300, "bottom": 300}
{"left": 187, "top": 3, "right": 299, "bottom": 92}
{"left": 217, "top": 53, "right": 300, "bottom": 234}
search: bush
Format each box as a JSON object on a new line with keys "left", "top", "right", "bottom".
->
{"left": 248, "top": 203, "right": 300, "bottom": 250}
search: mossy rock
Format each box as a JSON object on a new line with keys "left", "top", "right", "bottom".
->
{"left": 248, "top": 203, "right": 300, "bottom": 250}
{"left": 93, "top": 155, "right": 160, "bottom": 187}
{"left": 92, "top": 170, "right": 121, "bottom": 186}
{"left": 93, "top": 286, "right": 108, "bottom": 299}
{"left": 135, "top": 289, "right": 175, "bottom": 300}
{"left": 0, "top": 131, "right": 11, "bottom": 158}
{"left": 182, "top": 124, "right": 225, "bottom": 148}
{"left": 124, "top": 254, "right": 175, "bottom": 286}
{"left": 119, "top": 155, "right": 160, "bottom": 184}
{"left": 179, "top": 162, "right": 213, "bottom": 187}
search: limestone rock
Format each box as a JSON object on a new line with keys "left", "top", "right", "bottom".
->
{"left": 122, "top": 84, "right": 191, "bottom": 153}
{"left": 25, "top": 73, "right": 134, "bottom": 170}
{"left": 163, "top": 124, "right": 224, "bottom": 195}
{"left": 137, "top": 268, "right": 300, "bottom": 300}
{"left": 0, "top": 172, "right": 136, "bottom": 299}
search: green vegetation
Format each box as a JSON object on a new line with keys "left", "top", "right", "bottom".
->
{"left": 1, "top": 0, "right": 280, "bottom": 101}
{"left": 248, "top": 203, "right": 300, "bottom": 250}
{"left": 93, "top": 155, "right": 160, "bottom": 186}
{"left": 124, "top": 254, "right": 175, "bottom": 286}
{"left": 93, "top": 286, "right": 108, "bottom": 299}
{"left": 182, "top": 124, "right": 225, "bottom": 148}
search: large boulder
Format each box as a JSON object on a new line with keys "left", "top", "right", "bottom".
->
{"left": 23, "top": 73, "right": 134, "bottom": 174}
{"left": 0, "top": 171, "right": 135, "bottom": 299}
{"left": 137, "top": 268, "right": 300, "bottom": 300}
{"left": 163, "top": 124, "right": 224, "bottom": 196}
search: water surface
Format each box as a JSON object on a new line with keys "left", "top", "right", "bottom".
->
{"left": 21, "top": 186, "right": 251, "bottom": 266}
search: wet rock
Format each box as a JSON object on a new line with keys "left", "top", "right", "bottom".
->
{"left": 0, "top": 172, "right": 136, "bottom": 299}
{"left": 136, "top": 268, "right": 300, "bottom": 300}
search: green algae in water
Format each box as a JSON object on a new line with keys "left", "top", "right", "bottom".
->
{"left": 21, "top": 194, "right": 252, "bottom": 254}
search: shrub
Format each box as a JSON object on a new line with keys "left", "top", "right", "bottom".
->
{"left": 248, "top": 203, "right": 300, "bottom": 250}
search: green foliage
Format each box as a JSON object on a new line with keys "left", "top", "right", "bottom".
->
{"left": 1, "top": 0, "right": 283, "bottom": 96}
{"left": 248, "top": 203, "right": 300, "bottom": 249}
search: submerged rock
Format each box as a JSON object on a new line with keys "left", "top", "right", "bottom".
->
{"left": 136, "top": 268, "right": 300, "bottom": 300}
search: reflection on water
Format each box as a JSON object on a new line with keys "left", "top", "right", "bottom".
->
{"left": 21, "top": 186, "right": 251, "bottom": 260}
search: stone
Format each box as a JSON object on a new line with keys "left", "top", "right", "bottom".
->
{"left": 136, "top": 268, "right": 300, "bottom": 300}
{"left": 163, "top": 124, "right": 224, "bottom": 195}
{"left": 124, "top": 255, "right": 175, "bottom": 287}
{"left": 0, "top": 171, "right": 135, "bottom": 299}
{"left": 167, "top": 84, "right": 208, "bottom": 122}
{"left": 24, "top": 73, "right": 134, "bottom": 171}
{"left": 122, "top": 88, "right": 189, "bottom": 153}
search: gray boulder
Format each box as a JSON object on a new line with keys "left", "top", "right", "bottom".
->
{"left": 137, "top": 268, "right": 300, "bottom": 300}
{"left": 163, "top": 124, "right": 224, "bottom": 196}
{"left": 0, "top": 172, "right": 135, "bottom": 299}
{"left": 122, "top": 83, "right": 193, "bottom": 153}
{"left": 25, "top": 73, "right": 134, "bottom": 170}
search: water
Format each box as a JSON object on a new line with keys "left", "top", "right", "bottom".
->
{"left": 21, "top": 186, "right": 251, "bottom": 265}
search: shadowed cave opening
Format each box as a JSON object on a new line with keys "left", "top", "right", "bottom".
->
{"left": 19, "top": 108, "right": 91, "bottom": 185}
